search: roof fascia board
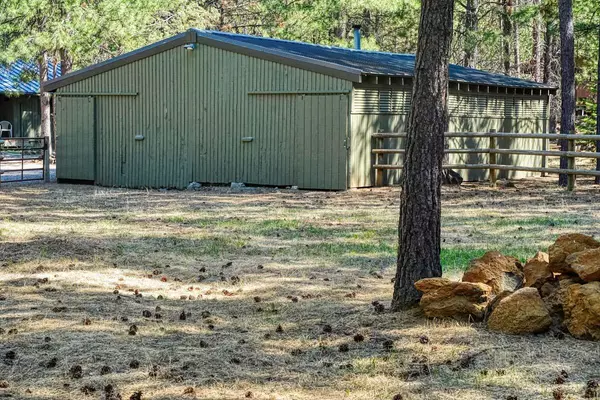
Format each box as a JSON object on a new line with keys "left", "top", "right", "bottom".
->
{"left": 43, "top": 33, "right": 189, "bottom": 92}
{"left": 191, "top": 30, "right": 362, "bottom": 83}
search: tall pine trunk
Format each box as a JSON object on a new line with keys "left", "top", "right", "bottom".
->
{"left": 463, "top": 0, "right": 478, "bottom": 68}
{"left": 52, "top": 49, "right": 73, "bottom": 157}
{"left": 594, "top": 25, "right": 600, "bottom": 184}
{"left": 544, "top": 21, "right": 559, "bottom": 134}
{"left": 513, "top": 0, "right": 520, "bottom": 76}
{"left": 532, "top": 0, "right": 542, "bottom": 82}
{"left": 558, "top": 0, "right": 575, "bottom": 187}
{"left": 502, "top": 0, "right": 513, "bottom": 75}
{"left": 39, "top": 53, "right": 52, "bottom": 155}
{"left": 391, "top": 0, "right": 454, "bottom": 310}
{"left": 59, "top": 49, "right": 73, "bottom": 74}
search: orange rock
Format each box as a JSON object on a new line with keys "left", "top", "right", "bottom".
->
{"left": 566, "top": 248, "right": 600, "bottom": 282}
{"left": 564, "top": 282, "right": 600, "bottom": 340}
{"left": 415, "top": 277, "right": 492, "bottom": 320}
{"left": 540, "top": 278, "right": 580, "bottom": 327}
{"left": 462, "top": 251, "right": 523, "bottom": 295}
{"left": 523, "top": 251, "right": 552, "bottom": 288}
{"left": 548, "top": 233, "right": 600, "bottom": 274}
{"left": 487, "top": 287, "right": 552, "bottom": 334}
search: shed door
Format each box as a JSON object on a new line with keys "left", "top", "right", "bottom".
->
{"left": 56, "top": 96, "right": 95, "bottom": 181}
{"left": 295, "top": 94, "right": 349, "bottom": 190}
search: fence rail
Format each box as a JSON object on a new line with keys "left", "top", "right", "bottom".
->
{"left": 372, "top": 131, "right": 600, "bottom": 190}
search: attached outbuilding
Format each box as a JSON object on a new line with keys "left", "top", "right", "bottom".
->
{"left": 1, "top": 61, "right": 60, "bottom": 138}
{"left": 44, "top": 29, "right": 555, "bottom": 189}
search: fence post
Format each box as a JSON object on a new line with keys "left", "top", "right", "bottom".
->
{"left": 488, "top": 129, "right": 497, "bottom": 186}
{"left": 375, "top": 136, "right": 384, "bottom": 187}
{"left": 43, "top": 136, "right": 50, "bottom": 183}
{"left": 541, "top": 132, "right": 548, "bottom": 177}
{"left": 567, "top": 139, "right": 575, "bottom": 191}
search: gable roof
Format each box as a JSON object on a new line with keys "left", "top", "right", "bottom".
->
{"left": 43, "top": 29, "right": 555, "bottom": 92}
{"left": 1, "top": 60, "right": 61, "bottom": 95}
{"left": 198, "top": 30, "right": 554, "bottom": 90}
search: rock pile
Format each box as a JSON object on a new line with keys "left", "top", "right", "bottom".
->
{"left": 415, "top": 233, "right": 600, "bottom": 340}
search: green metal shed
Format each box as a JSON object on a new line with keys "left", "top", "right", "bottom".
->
{"left": 43, "top": 28, "right": 555, "bottom": 190}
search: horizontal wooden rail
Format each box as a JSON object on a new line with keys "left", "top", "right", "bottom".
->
{"left": 372, "top": 132, "right": 600, "bottom": 141}
{"left": 372, "top": 148, "right": 490, "bottom": 154}
{"left": 371, "top": 130, "right": 600, "bottom": 190}
{"left": 371, "top": 148, "right": 600, "bottom": 159}
{"left": 373, "top": 163, "right": 600, "bottom": 177}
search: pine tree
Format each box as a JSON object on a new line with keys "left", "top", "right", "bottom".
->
{"left": 391, "top": 0, "right": 455, "bottom": 309}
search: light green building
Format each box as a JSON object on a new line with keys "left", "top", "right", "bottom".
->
{"left": 44, "top": 29, "right": 555, "bottom": 189}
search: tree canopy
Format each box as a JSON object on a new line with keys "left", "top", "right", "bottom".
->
{"left": 0, "top": 0, "right": 597, "bottom": 93}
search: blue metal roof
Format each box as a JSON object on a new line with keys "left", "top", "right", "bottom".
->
{"left": 198, "top": 31, "right": 553, "bottom": 90}
{"left": 0, "top": 60, "right": 61, "bottom": 95}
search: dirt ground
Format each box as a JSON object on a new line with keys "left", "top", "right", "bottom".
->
{"left": 1, "top": 178, "right": 600, "bottom": 400}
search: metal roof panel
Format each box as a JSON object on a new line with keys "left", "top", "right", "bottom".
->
{"left": 0, "top": 60, "right": 61, "bottom": 95}
{"left": 199, "top": 31, "right": 555, "bottom": 90}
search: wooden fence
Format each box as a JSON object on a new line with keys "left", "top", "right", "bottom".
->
{"left": 372, "top": 131, "right": 600, "bottom": 191}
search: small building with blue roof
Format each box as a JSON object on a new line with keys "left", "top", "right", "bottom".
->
{"left": 43, "top": 29, "right": 555, "bottom": 189}
{"left": 0, "top": 60, "right": 60, "bottom": 138}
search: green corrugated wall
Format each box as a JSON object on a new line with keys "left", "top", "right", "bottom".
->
{"left": 55, "top": 44, "right": 351, "bottom": 189}
{"left": 349, "top": 83, "right": 549, "bottom": 187}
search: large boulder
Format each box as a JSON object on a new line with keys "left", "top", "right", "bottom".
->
{"left": 462, "top": 251, "right": 523, "bottom": 295}
{"left": 415, "top": 278, "right": 492, "bottom": 320}
{"left": 541, "top": 278, "right": 580, "bottom": 328}
{"left": 523, "top": 251, "right": 552, "bottom": 288}
{"left": 565, "top": 248, "right": 600, "bottom": 282}
{"left": 487, "top": 287, "right": 552, "bottom": 334}
{"left": 564, "top": 282, "right": 600, "bottom": 340}
{"left": 548, "top": 234, "right": 600, "bottom": 274}
{"left": 484, "top": 290, "right": 513, "bottom": 320}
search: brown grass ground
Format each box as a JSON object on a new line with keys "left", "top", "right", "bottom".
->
{"left": 1, "top": 178, "right": 600, "bottom": 400}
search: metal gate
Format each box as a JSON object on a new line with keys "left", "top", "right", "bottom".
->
{"left": 0, "top": 137, "right": 49, "bottom": 184}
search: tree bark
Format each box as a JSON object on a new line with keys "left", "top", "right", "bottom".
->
{"left": 544, "top": 21, "right": 559, "bottom": 134}
{"left": 558, "top": 0, "right": 575, "bottom": 187}
{"left": 543, "top": 21, "right": 553, "bottom": 84}
{"left": 502, "top": 0, "right": 513, "bottom": 75}
{"left": 594, "top": 25, "right": 600, "bottom": 184}
{"left": 391, "top": 0, "right": 454, "bottom": 310}
{"left": 59, "top": 49, "right": 73, "bottom": 74}
{"left": 463, "top": 0, "right": 478, "bottom": 68}
{"left": 513, "top": 0, "right": 520, "bottom": 76}
{"left": 532, "top": 0, "right": 542, "bottom": 82}
{"left": 39, "top": 53, "right": 52, "bottom": 155}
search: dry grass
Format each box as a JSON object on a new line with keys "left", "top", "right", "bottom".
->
{"left": 1, "top": 178, "right": 600, "bottom": 400}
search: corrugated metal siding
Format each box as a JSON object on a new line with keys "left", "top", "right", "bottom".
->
{"left": 55, "top": 96, "right": 95, "bottom": 180}
{"left": 350, "top": 85, "right": 549, "bottom": 187}
{"left": 56, "top": 45, "right": 351, "bottom": 189}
